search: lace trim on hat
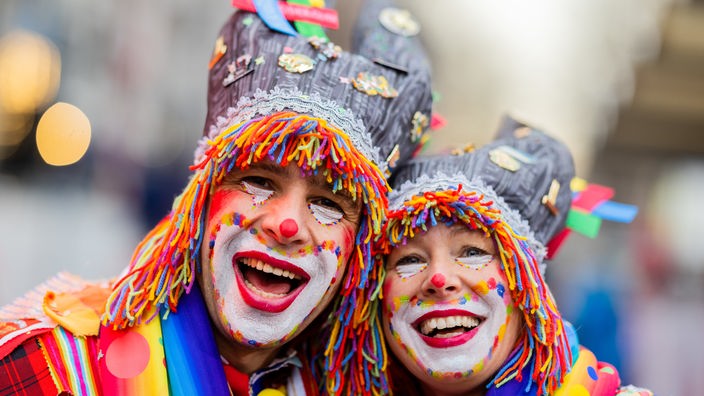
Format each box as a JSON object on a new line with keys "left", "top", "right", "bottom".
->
{"left": 196, "top": 86, "right": 385, "bottom": 172}
{"left": 389, "top": 171, "right": 547, "bottom": 266}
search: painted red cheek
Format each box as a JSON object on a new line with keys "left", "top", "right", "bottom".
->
{"left": 279, "top": 218, "right": 298, "bottom": 238}
{"left": 340, "top": 224, "right": 356, "bottom": 255}
{"left": 431, "top": 273, "right": 446, "bottom": 288}
{"left": 209, "top": 190, "right": 238, "bottom": 219}
{"left": 382, "top": 280, "right": 392, "bottom": 297}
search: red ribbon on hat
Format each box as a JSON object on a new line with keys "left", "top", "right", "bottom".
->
{"left": 232, "top": 0, "right": 339, "bottom": 29}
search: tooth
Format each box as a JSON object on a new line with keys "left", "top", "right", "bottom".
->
{"left": 446, "top": 316, "right": 457, "bottom": 328}
{"left": 429, "top": 318, "right": 438, "bottom": 331}
{"left": 262, "top": 263, "right": 274, "bottom": 274}
{"left": 463, "top": 316, "right": 479, "bottom": 328}
{"left": 256, "top": 260, "right": 264, "bottom": 270}
{"left": 436, "top": 317, "right": 447, "bottom": 330}
{"left": 273, "top": 267, "right": 283, "bottom": 276}
{"left": 421, "top": 320, "right": 433, "bottom": 335}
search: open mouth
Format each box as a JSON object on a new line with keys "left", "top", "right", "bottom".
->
{"left": 233, "top": 252, "right": 309, "bottom": 312}
{"left": 413, "top": 310, "right": 483, "bottom": 348}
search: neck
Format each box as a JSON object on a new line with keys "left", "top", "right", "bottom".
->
{"left": 215, "top": 329, "right": 281, "bottom": 374}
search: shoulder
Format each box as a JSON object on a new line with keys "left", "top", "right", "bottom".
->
{"left": 0, "top": 325, "right": 101, "bottom": 396}
{"left": 1, "top": 273, "right": 112, "bottom": 360}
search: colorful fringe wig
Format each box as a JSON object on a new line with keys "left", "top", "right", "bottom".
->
{"left": 380, "top": 175, "right": 571, "bottom": 396}
{"left": 103, "top": 110, "right": 391, "bottom": 395}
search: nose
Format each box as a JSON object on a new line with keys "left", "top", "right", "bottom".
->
{"left": 421, "top": 263, "right": 461, "bottom": 297}
{"left": 259, "top": 189, "right": 312, "bottom": 246}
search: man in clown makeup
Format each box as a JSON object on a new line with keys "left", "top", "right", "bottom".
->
{"left": 0, "top": 1, "right": 433, "bottom": 395}
{"left": 378, "top": 118, "right": 653, "bottom": 396}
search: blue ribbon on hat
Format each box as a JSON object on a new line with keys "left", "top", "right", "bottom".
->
{"left": 253, "top": 0, "right": 299, "bottom": 36}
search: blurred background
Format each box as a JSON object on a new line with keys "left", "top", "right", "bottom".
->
{"left": 1, "top": 0, "right": 702, "bottom": 393}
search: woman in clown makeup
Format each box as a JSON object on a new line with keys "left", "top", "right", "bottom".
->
{"left": 378, "top": 117, "right": 653, "bottom": 396}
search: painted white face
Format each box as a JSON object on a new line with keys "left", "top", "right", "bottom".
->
{"left": 383, "top": 224, "right": 522, "bottom": 394}
{"left": 209, "top": 220, "right": 342, "bottom": 345}
{"left": 200, "top": 162, "right": 360, "bottom": 348}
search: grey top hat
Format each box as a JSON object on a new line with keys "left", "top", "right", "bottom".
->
{"left": 389, "top": 116, "right": 576, "bottom": 259}
{"left": 203, "top": 0, "right": 434, "bottom": 175}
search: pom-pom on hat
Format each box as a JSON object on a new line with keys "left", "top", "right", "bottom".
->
{"left": 382, "top": 116, "right": 575, "bottom": 395}
{"left": 105, "top": 1, "right": 433, "bottom": 395}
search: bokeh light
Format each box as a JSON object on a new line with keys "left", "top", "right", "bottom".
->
{"left": 0, "top": 30, "right": 61, "bottom": 159}
{"left": 35, "top": 102, "right": 91, "bottom": 166}
{"left": 0, "top": 30, "right": 61, "bottom": 114}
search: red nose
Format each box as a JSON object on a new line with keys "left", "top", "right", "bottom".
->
{"left": 431, "top": 273, "right": 446, "bottom": 288}
{"left": 279, "top": 218, "right": 298, "bottom": 238}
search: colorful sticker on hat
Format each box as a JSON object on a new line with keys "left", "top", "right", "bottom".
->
{"left": 410, "top": 112, "right": 429, "bottom": 143}
{"left": 308, "top": 37, "right": 341, "bottom": 60}
{"left": 209, "top": 36, "right": 227, "bottom": 70}
{"left": 542, "top": 179, "right": 561, "bottom": 216}
{"left": 278, "top": 53, "right": 315, "bottom": 73}
{"left": 223, "top": 54, "right": 253, "bottom": 87}
{"left": 451, "top": 143, "right": 476, "bottom": 156}
{"left": 488, "top": 145, "right": 536, "bottom": 171}
{"left": 378, "top": 7, "right": 420, "bottom": 37}
{"left": 489, "top": 148, "right": 520, "bottom": 172}
{"left": 385, "top": 144, "right": 401, "bottom": 177}
{"left": 352, "top": 72, "right": 398, "bottom": 98}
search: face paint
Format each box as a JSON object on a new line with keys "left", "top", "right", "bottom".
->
{"left": 308, "top": 202, "right": 344, "bottom": 225}
{"left": 385, "top": 289, "right": 511, "bottom": 377}
{"left": 207, "top": 212, "right": 345, "bottom": 347}
{"left": 455, "top": 254, "right": 493, "bottom": 270}
{"left": 242, "top": 180, "right": 274, "bottom": 206}
{"left": 396, "top": 262, "right": 428, "bottom": 279}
